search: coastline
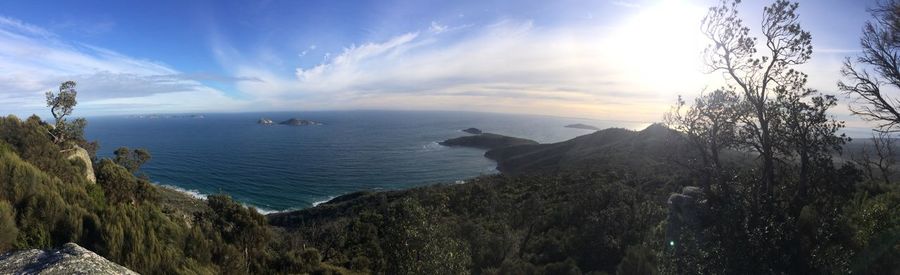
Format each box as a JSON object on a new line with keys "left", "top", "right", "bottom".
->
{"left": 156, "top": 182, "right": 337, "bottom": 215}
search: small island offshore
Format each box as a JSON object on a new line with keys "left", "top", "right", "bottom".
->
{"left": 257, "top": 117, "right": 323, "bottom": 126}
{"left": 564, "top": 123, "right": 600, "bottom": 130}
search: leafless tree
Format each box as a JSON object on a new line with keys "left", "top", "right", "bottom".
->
{"left": 839, "top": 0, "right": 900, "bottom": 132}
{"left": 873, "top": 131, "right": 896, "bottom": 184}
{"left": 853, "top": 131, "right": 896, "bottom": 184}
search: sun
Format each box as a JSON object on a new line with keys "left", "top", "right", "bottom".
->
{"left": 605, "top": 0, "right": 711, "bottom": 95}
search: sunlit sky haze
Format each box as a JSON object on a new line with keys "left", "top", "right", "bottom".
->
{"left": 0, "top": 0, "right": 878, "bottom": 126}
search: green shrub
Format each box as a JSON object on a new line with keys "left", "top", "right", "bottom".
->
{"left": 0, "top": 200, "right": 18, "bottom": 252}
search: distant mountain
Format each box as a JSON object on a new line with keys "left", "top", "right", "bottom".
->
{"left": 564, "top": 123, "right": 600, "bottom": 130}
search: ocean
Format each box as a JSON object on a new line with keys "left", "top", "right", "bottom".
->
{"left": 85, "top": 110, "right": 648, "bottom": 213}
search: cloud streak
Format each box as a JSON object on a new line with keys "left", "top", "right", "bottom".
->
{"left": 0, "top": 15, "right": 246, "bottom": 116}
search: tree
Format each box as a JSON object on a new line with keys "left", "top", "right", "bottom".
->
{"left": 852, "top": 131, "right": 896, "bottom": 184}
{"left": 46, "top": 81, "right": 77, "bottom": 126}
{"left": 113, "top": 147, "right": 151, "bottom": 174}
{"left": 701, "top": 0, "right": 812, "bottom": 199}
{"left": 839, "top": 0, "right": 900, "bottom": 132}
{"left": 774, "top": 89, "right": 847, "bottom": 207}
{"left": 871, "top": 131, "right": 896, "bottom": 184}
{"left": 0, "top": 201, "right": 18, "bottom": 252}
{"left": 381, "top": 198, "right": 470, "bottom": 275}
{"left": 45, "top": 81, "right": 83, "bottom": 144}
{"left": 688, "top": 1, "right": 857, "bottom": 272}
{"left": 665, "top": 89, "right": 743, "bottom": 188}
{"left": 95, "top": 159, "right": 141, "bottom": 204}
{"left": 204, "top": 194, "right": 273, "bottom": 274}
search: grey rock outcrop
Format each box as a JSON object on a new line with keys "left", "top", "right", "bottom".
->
{"left": 66, "top": 145, "right": 95, "bottom": 184}
{"left": 666, "top": 186, "right": 705, "bottom": 254}
{"left": 0, "top": 243, "right": 138, "bottom": 275}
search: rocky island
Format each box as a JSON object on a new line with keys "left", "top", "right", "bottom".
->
{"left": 279, "top": 118, "right": 323, "bottom": 126}
{"left": 564, "top": 123, "right": 600, "bottom": 130}
{"left": 258, "top": 118, "right": 274, "bottom": 125}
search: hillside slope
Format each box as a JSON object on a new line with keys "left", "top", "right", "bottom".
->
{"left": 485, "top": 123, "right": 686, "bottom": 175}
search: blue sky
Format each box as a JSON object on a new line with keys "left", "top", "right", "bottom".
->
{"left": 0, "top": 0, "right": 879, "bottom": 124}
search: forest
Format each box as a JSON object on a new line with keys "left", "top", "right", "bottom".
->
{"left": 1, "top": 0, "right": 899, "bottom": 274}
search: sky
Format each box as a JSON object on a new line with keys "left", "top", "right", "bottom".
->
{"left": 0, "top": 0, "right": 881, "bottom": 126}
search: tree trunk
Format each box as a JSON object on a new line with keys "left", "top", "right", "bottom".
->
{"left": 879, "top": 165, "right": 892, "bottom": 184}
{"left": 759, "top": 110, "right": 775, "bottom": 202}
{"left": 792, "top": 150, "right": 810, "bottom": 214}
{"left": 710, "top": 123, "right": 722, "bottom": 186}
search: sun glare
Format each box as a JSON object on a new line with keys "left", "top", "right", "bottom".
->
{"left": 607, "top": 0, "right": 709, "bottom": 96}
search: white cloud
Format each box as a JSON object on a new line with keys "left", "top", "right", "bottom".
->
{"left": 0, "top": 15, "right": 247, "bottom": 116}
{"left": 429, "top": 21, "right": 448, "bottom": 34}
{"left": 611, "top": 0, "right": 641, "bottom": 9}
{"left": 221, "top": 18, "right": 696, "bottom": 121}
{"left": 294, "top": 32, "right": 419, "bottom": 82}
{"left": 298, "top": 44, "right": 317, "bottom": 57}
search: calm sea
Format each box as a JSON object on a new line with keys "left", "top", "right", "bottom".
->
{"left": 85, "top": 110, "right": 648, "bottom": 213}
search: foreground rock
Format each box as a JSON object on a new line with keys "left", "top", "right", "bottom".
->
{"left": 666, "top": 186, "right": 705, "bottom": 256}
{"left": 564, "top": 123, "right": 600, "bottom": 130}
{"left": 0, "top": 243, "right": 138, "bottom": 275}
{"left": 439, "top": 133, "right": 538, "bottom": 150}
{"left": 279, "top": 118, "right": 323, "bottom": 126}
{"left": 462, "top": 127, "right": 482, "bottom": 134}
{"left": 65, "top": 145, "right": 95, "bottom": 184}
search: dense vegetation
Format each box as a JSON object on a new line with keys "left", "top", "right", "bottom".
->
{"left": 270, "top": 166, "right": 679, "bottom": 274}
{"left": 270, "top": 125, "right": 898, "bottom": 274}
{"left": 1, "top": 0, "right": 899, "bottom": 274}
